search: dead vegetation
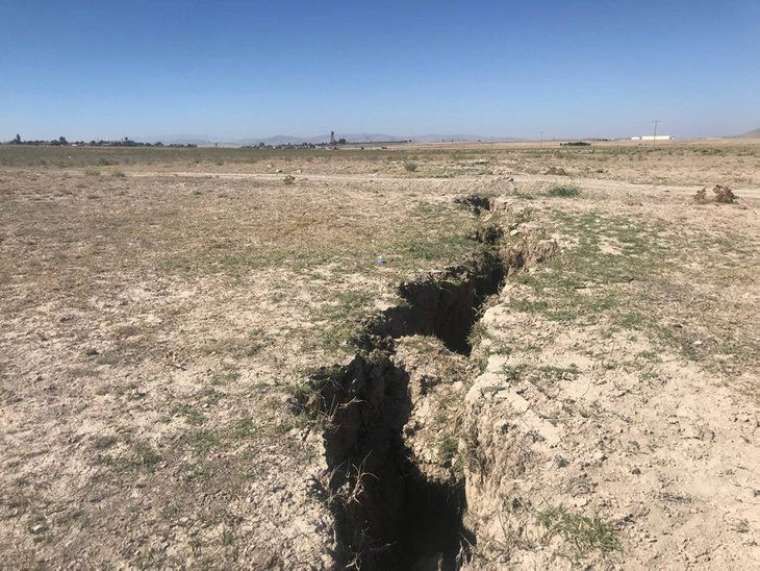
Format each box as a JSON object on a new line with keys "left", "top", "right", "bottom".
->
{"left": 694, "top": 183, "right": 738, "bottom": 204}
{"left": 1, "top": 142, "right": 760, "bottom": 569}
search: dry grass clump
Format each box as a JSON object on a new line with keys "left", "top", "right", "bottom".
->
{"left": 694, "top": 184, "right": 737, "bottom": 204}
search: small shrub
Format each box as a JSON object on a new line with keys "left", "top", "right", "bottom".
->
{"left": 283, "top": 175, "right": 296, "bottom": 185}
{"left": 111, "top": 170, "right": 126, "bottom": 178}
{"left": 537, "top": 505, "right": 621, "bottom": 555}
{"left": 403, "top": 161, "right": 418, "bottom": 172}
{"left": 712, "top": 184, "right": 737, "bottom": 203}
{"left": 547, "top": 185, "right": 580, "bottom": 198}
{"left": 694, "top": 184, "right": 737, "bottom": 204}
{"left": 84, "top": 169, "right": 101, "bottom": 176}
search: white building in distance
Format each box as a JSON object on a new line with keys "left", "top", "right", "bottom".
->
{"left": 631, "top": 135, "right": 672, "bottom": 141}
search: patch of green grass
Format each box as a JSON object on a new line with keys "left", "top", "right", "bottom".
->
{"left": 537, "top": 364, "right": 579, "bottom": 382}
{"left": 92, "top": 435, "right": 118, "bottom": 450}
{"left": 210, "top": 368, "right": 241, "bottom": 385}
{"left": 172, "top": 403, "right": 207, "bottom": 425}
{"left": 397, "top": 233, "right": 475, "bottom": 263}
{"left": 537, "top": 505, "right": 621, "bottom": 555}
{"left": 228, "top": 417, "right": 258, "bottom": 439}
{"left": 547, "top": 185, "right": 580, "bottom": 198}
{"left": 504, "top": 207, "right": 758, "bottom": 369}
{"left": 183, "top": 461, "right": 213, "bottom": 482}
{"left": 184, "top": 429, "right": 221, "bottom": 455}
{"left": 438, "top": 433, "right": 459, "bottom": 467}
{"left": 131, "top": 442, "right": 163, "bottom": 471}
{"left": 509, "top": 211, "right": 665, "bottom": 327}
{"left": 502, "top": 364, "right": 526, "bottom": 381}
{"left": 199, "top": 331, "right": 271, "bottom": 358}
{"left": 467, "top": 321, "right": 492, "bottom": 348}
{"left": 617, "top": 311, "right": 645, "bottom": 329}
{"left": 222, "top": 528, "right": 235, "bottom": 546}
{"left": 314, "top": 289, "right": 376, "bottom": 351}
{"left": 96, "top": 441, "right": 162, "bottom": 473}
{"left": 198, "top": 387, "right": 225, "bottom": 406}
{"left": 286, "top": 379, "right": 319, "bottom": 410}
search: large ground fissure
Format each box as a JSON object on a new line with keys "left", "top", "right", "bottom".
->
{"left": 303, "top": 230, "right": 508, "bottom": 570}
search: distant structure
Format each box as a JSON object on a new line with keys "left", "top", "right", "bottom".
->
{"left": 631, "top": 135, "right": 672, "bottom": 141}
{"left": 329, "top": 130, "right": 336, "bottom": 145}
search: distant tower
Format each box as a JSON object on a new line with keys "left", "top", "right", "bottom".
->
{"left": 330, "top": 130, "right": 336, "bottom": 145}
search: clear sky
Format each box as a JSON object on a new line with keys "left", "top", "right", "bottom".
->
{"left": 1, "top": 0, "right": 758, "bottom": 141}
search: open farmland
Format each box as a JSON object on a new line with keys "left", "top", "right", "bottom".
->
{"left": 2, "top": 141, "right": 760, "bottom": 569}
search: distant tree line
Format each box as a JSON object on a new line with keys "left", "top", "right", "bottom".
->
{"left": 242, "top": 138, "right": 352, "bottom": 151}
{"left": 3, "top": 134, "right": 197, "bottom": 148}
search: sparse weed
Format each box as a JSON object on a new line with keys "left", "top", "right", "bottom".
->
{"left": 172, "top": 403, "right": 207, "bottom": 425}
{"left": 502, "top": 364, "right": 526, "bottom": 381}
{"left": 438, "top": 433, "right": 459, "bottom": 466}
{"left": 184, "top": 429, "right": 221, "bottom": 455}
{"left": 537, "top": 505, "right": 621, "bottom": 555}
{"left": 547, "top": 185, "right": 580, "bottom": 198}
{"left": 229, "top": 417, "right": 258, "bottom": 439}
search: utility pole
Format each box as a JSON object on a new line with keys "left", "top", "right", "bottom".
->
{"left": 652, "top": 120, "right": 660, "bottom": 146}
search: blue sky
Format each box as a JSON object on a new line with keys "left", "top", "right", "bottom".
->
{"left": 1, "top": 0, "right": 758, "bottom": 141}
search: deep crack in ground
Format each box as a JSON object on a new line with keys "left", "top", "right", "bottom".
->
{"left": 299, "top": 196, "right": 509, "bottom": 570}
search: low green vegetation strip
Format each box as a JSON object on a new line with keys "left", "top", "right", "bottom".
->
{"left": 546, "top": 185, "right": 581, "bottom": 198}
{"left": 511, "top": 209, "right": 667, "bottom": 325}
{"left": 537, "top": 505, "right": 621, "bottom": 556}
{"left": 509, "top": 208, "right": 760, "bottom": 374}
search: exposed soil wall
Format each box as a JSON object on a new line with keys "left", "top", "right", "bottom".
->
{"left": 296, "top": 195, "right": 541, "bottom": 570}
{"left": 357, "top": 250, "right": 505, "bottom": 355}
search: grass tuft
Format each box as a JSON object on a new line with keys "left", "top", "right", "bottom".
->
{"left": 537, "top": 505, "right": 621, "bottom": 555}
{"left": 547, "top": 185, "right": 581, "bottom": 198}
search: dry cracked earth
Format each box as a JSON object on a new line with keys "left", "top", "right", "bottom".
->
{"left": 1, "top": 141, "right": 760, "bottom": 570}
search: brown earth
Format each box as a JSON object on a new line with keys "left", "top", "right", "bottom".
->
{"left": 1, "top": 141, "right": 760, "bottom": 569}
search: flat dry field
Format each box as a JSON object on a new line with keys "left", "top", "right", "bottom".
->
{"left": 1, "top": 141, "right": 759, "bottom": 570}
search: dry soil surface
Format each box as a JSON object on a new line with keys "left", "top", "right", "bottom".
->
{"left": 1, "top": 142, "right": 760, "bottom": 570}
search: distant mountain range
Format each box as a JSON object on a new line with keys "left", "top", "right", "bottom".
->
{"left": 736, "top": 128, "right": 760, "bottom": 138}
{"left": 243, "top": 133, "right": 405, "bottom": 145}
{"left": 409, "top": 134, "right": 518, "bottom": 143}
{"left": 158, "top": 133, "right": 406, "bottom": 146}
{"left": 157, "top": 133, "right": 518, "bottom": 146}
